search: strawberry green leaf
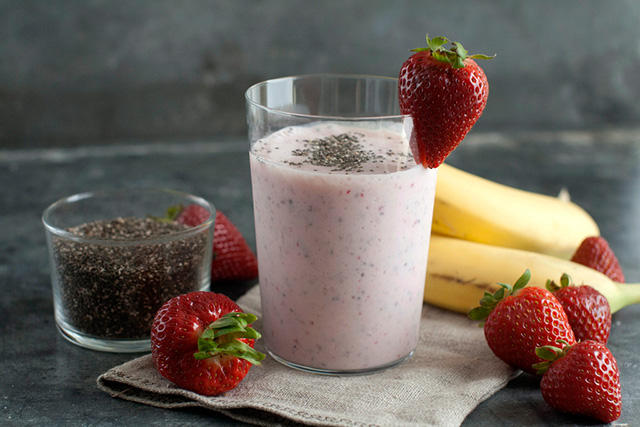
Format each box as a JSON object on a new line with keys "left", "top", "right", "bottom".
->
{"left": 532, "top": 345, "right": 561, "bottom": 375}
{"left": 546, "top": 279, "right": 561, "bottom": 293}
{"left": 209, "top": 312, "right": 257, "bottom": 330}
{"left": 535, "top": 345, "right": 561, "bottom": 361}
{"left": 452, "top": 42, "right": 468, "bottom": 60}
{"left": 415, "top": 34, "right": 494, "bottom": 68}
{"left": 150, "top": 204, "right": 185, "bottom": 223}
{"left": 511, "top": 269, "right": 531, "bottom": 295}
{"left": 217, "top": 340, "right": 266, "bottom": 365}
{"left": 468, "top": 306, "right": 491, "bottom": 321}
{"left": 468, "top": 269, "right": 533, "bottom": 322}
{"left": 194, "top": 311, "right": 265, "bottom": 364}
{"left": 546, "top": 273, "right": 573, "bottom": 293}
{"left": 166, "top": 204, "right": 184, "bottom": 221}
{"left": 479, "top": 293, "right": 496, "bottom": 307}
{"left": 469, "top": 53, "right": 496, "bottom": 60}
{"left": 533, "top": 343, "right": 571, "bottom": 375}
{"left": 427, "top": 35, "right": 448, "bottom": 51}
{"left": 431, "top": 50, "right": 450, "bottom": 64}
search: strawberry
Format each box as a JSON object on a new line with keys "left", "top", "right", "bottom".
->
{"left": 546, "top": 273, "right": 611, "bottom": 343}
{"left": 571, "top": 236, "right": 625, "bottom": 283}
{"left": 534, "top": 340, "right": 621, "bottom": 423}
{"left": 207, "top": 211, "right": 259, "bottom": 282}
{"left": 151, "top": 291, "right": 265, "bottom": 396}
{"left": 174, "top": 203, "right": 210, "bottom": 226}
{"left": 169, "top": 204, "right": 259, "bottom": 282}
{"left": 398, "top": 35, "right": 493, "bottom": 168}
{"left": 468, "top": 269, "right": 576, "bottom": 374}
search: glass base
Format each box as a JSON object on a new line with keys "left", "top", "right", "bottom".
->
{"left": 267, "top": 348, "right": 414, "bottom": 376}
{"left": 56, "top": 321, "right": 150, "bottom": 353}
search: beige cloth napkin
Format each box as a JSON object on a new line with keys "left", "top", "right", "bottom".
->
{"left": 97, "top": 285, "right": 518, "bottom": 426}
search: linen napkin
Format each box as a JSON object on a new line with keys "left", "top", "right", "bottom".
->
{"left": 97, "top": 285, "right": 518, "bottom": 426}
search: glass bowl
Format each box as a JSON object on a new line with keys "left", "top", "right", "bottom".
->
{"left": 42, "top": 188, "right": 215, "bottom": 352}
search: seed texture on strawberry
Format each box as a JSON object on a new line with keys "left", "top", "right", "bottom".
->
{"left": 175, "top": 203, "right": 211, "bottom": 227}
{"left": 151, "top": 291, "right": 265, "bottom": 396}
{"left": 534, "top": 340, "right": 621, "bottom": 423}
{"left": 469, "top": 269, "right": 576, "bottom": 374}
{"left": 547, "top": 273, "right": 611, "bottom": 343}
{"left": 398, "top": 35, "right": 493, "bottom": 168}
{"left": 208, "top": 211, "right": 259, "bottom": 282}
{"left": 571, "top": 236, "right": 625, "bottom": 283}
{"left": 169, "top": 204, "right": 259, "bottom": 282}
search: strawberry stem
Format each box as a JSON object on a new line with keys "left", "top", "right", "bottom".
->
{"left": 546, "top": 273, "right": 572, "bottom": 293}
{"left": 194, "top": 312, "right": 266, "bottom": 365}
{"left": 468, "top": 269, "right": 531, "bottom": 321}
{"left": 411, "top": 34, "right": 494, "bottom": 69}
{"left": 148, "top": 204, "right": 184, "bottom": 223}
{"left": 532, "top": 340, "right": 572, "bottom": 375}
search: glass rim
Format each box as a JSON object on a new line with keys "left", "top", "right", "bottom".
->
{"left": 42, "top": 188, "right": 215, "bottom": 246}
{"left": 244, "top": 73, "right": 409, "bottom": 121}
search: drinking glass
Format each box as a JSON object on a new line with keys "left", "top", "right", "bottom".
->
{"left": 246, "top": 74, "right": 437, "bottom": 374}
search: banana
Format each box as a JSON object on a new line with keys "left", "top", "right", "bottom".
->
{"left": 425, "top": 235, "right": 640, "bottom": 314}
{"left": 432, "top": 163, "right": 600, "bottom": 258}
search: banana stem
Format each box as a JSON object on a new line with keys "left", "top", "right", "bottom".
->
{"left": 610, "top": 283, "right": 640, "bottom": 313}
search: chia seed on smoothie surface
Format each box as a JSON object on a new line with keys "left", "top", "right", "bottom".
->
{"left": 251, "top": 124, "right": 415, "bottom": 174}
{"left": 52, "top": 217, "right": 208, "bottom": 339}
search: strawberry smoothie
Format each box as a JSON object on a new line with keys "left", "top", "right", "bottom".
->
{"left": 250, "top": 122, "right": 436, "bottom": 372}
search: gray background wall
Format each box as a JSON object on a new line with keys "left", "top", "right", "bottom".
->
{"left": 2, "top": 0, "right": 640, "bottom": 148}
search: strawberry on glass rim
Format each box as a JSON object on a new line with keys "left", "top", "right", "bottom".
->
{"left": 399, "top": 35, "right": 493, "bottom": 168}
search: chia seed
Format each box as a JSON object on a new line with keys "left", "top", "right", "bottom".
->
{"left": 286, "top": 133, "right": 385, "bottom": 172}
{"left": 51, "top": 217, "right": 209, "bottom": 339}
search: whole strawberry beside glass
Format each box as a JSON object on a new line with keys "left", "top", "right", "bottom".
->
{"left": 151, "top": 291, "right": 265, "bottom": 396}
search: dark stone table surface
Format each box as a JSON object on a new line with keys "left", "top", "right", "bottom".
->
{"left": 1, "top": 129, "right": 639, "bottom": 425}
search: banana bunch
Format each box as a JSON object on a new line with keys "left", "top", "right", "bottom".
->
{"left": 424, "top": 164, "right": 639, "bottom": 314}
{"left": 432, "top": 163, "right": 599, "bottom": 259}
{"left": 425, "top": 235, "right": 640, "bottom": 314}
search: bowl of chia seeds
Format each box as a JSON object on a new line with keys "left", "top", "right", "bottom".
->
{"left": 42, "top": 188, "right": 215, "bottom": 352}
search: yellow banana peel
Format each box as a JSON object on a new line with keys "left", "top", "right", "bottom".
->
{"left": 432, "top": 163, "right": 600, "bottom": 259}
{"left": 425, "top": 235, "right": 640, "bottom": 314}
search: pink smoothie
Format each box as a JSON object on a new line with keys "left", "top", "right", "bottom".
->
{"left": 249, "top": 122, "right": 436, "bottom": 371}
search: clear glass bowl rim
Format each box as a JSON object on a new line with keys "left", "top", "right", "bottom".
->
{"left": 244, "top": 73, "right": 410, "bottom": 121}
{"left": 42, "top": 188, "right": 215, "bottom": 246}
